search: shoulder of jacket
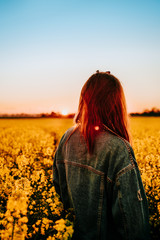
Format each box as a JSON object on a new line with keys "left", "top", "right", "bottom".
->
{"left": 101, "top": 130, "right": 131, "bottom": 151}
{"left": 57, "top": 125, "right": 77, "bottom": 146}
{"left": 102, "top": 132, "right": 138, "bottom": 183}
{"left": 103, "top": 130, "right": 136, "bottom": 167}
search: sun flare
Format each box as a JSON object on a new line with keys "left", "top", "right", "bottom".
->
{"left": 61, "top": 109, "right": 68, "bottom": 116}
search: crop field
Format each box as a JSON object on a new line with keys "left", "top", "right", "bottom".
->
{"left": 0, "top": 117, "right": 160, "bottom": 239}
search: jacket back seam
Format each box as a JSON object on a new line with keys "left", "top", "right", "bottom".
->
{"left": 116, "top": 164, "right": 135, "bottom": 182}
{"left": 56, "top": 160, "right": 105, "bottom": 176}
{"left": 106, "top": 176, "right": 113, "bottom": 184}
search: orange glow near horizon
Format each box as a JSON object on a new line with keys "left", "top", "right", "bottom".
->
{"left": 0, "top": 103, "right": 160, "bottom": 115}
{"left": 0, "top": 98, "right": 160, "bottom": 115}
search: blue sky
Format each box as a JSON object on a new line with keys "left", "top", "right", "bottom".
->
{"left": 0, "top": 0, "right": 160, "bottom": 114}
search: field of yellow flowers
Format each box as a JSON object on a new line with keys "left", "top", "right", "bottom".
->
{"left": 0, "top": 117, "right": 159, "bottom": 239}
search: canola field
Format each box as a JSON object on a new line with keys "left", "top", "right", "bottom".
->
{"left": 0, "top": 117, "right": 160, "bottom": 239}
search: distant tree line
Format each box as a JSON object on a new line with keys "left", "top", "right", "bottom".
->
{"left": 0, "top": 108, "right": 160, "bottom": 118}
{"left": 41, "top": 111, "right": 75, "bottom": 119}
{"left": 130, "top": 107, "right": 160, "bottom": 117}
{"left": 0, "top": 111, "right": 75, "bottom": 119}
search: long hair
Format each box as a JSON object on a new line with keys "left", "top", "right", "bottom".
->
{"left": 75, "top": 71, "right": 131, "bottom": 154}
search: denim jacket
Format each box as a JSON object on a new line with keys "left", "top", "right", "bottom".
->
{"left": 53, "top": 125, "right": 150, "bottom": 240}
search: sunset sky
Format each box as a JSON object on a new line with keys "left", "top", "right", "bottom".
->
{"left": 0, "top": 0, "right": 160, "bottom": 114}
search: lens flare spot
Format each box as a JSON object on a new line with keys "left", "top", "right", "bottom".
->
{"left": 94, "top": 126, "right": 99, "bottom": 131}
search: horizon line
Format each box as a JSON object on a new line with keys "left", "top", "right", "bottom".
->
{"left": 0, "top": 107, "right": 160, "bottom": 116}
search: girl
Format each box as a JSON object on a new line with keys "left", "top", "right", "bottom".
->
{"left": 53, "top": 71, "right": 150, "bottom": 240}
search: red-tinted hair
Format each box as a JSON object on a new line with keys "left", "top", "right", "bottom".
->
{"left": 75, "top": 71, "right": 131, "bottom": 154}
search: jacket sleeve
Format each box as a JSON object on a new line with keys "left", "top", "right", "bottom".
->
{"left": 52, "top": 150, "right": 61, "bottom": 197}
{"left": 111, "top": 147, "right": 150, "bottom": 240}
{"left": 52, "top": 131, "right": 73, "bottom": 209}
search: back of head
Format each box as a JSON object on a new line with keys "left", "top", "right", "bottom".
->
{"left": 75, "top": 71, "right": 130, "bottom": 154}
